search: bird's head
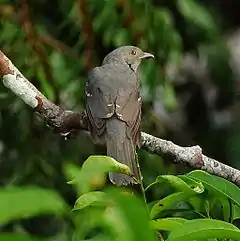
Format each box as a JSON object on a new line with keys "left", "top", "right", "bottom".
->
{"left": 102, "top": 46, "right": 154, "bottom": 72}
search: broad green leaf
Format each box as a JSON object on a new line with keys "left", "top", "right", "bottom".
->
{"left": 104, "top": 189, "right": 156, "bottom": 241}
{"left": 178, "top": 175, "right": 206, "bottom": 212}
{"left": 219, "top": 198, "right": 230, "bottom": 222}
{"left": 0, "top": 233, "right": 40, "bottom": 241}
{"left": 73, "top": 191, "right": 109, "bottom": 211}
{"left": 232, "top": 201, "right": 240, "bottom": 221}
{"left": 204, "top": 199, "right": 211, "bottom": 218}
{"left": 151, "top": 217, "right": 187, "bottom": 231}
{"left": 178, "top": 175, "right": 204, "bottom": 192}
{"left": 167, "top": 219, "right": 240, "bottom": 241}
{"left": 150, "top": 191, "right": 196, "bottom": 219}
{"left": 0, "top": 187, "right": 67, "bottom": 224}
{"left": 146, "top": 174, "right": 204, "bottom": 195}
{"left": 187, "top": 195, "right": 205, "bottom": 214}
{"left": 77, "top": 155, "right": 131, "bottom": 176}
{"left": 73, "top": 207, "right": 107, "bottom": 240}
{"left": 78, "top": 234, "right": 112, "bottom": 241}
{"left": 69, "top": 155, "right": 132, "bottom": 193}
{"left": 187, "top": 170, "right": 240, "bottom": 206}
{"left": 64, "top": 163, "right": 84, "bottom": 195}
{"left": 64, "top": 162, "right": 82, "bottom": 182}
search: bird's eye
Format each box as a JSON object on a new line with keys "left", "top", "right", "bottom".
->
{"left": 131, "top": 50, "right": 137, "bottom": 55}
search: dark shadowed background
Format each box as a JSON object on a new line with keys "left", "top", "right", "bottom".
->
{"left": 0, "top": 0, "right": 240, "bottom": 238}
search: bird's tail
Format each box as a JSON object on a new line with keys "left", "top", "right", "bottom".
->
{"left": 106, "top": 118, "right": 141, "bottom": 186}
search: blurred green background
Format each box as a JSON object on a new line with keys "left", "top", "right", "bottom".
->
{"left": 0, "top": 0, "right": 240, "bottom": 238}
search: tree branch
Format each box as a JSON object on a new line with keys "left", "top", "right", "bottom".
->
{"left": 0, "top": 49, "right": 239, "bottom": 186}
{"left": 0, "top": 50, "right": 88, "bottom": 135}
{"left": 141, "top": 132, "right": 240, "bottom": 186}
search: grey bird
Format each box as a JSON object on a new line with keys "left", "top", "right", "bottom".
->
{"left": 85, "top": 46, "right": 154, "bottom": 186}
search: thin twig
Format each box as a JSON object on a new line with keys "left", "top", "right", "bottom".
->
{"left": 0, "top": 50, "right": 88, "bottom": 135}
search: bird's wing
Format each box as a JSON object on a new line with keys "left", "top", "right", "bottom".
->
{"left": 115, "top": 72, "right": 142, "bottom": 147}
{"left": 85, "top": 67, "right": 115, "bottom": 142}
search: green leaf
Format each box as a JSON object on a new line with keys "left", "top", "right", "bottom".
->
{"left": 167, "top": 219, "right": 240, "bottom": 241}
{"left": 64, "top": 162, "right": 82, "bottom": 183}
{"left": 0, "top": 234, "right": 41, "bottom": 241}
{"left": 177, "top": 175, "right": 204, "bottom": 192}
{"left": 232, "top": 201, "right": 240, "bottom": 221}
{"left": 147, "top": 175, "right": 204, "bottom": 195}
{"left": 64, "top": 163, "right": 83, "bottom": 195}
{"left": 79, "top": 234, "right": 112, "bottom": 241}
{"left": 0, "top": 187, "right": 67, "bottom": 224}
{"left": 178, "top": 175, "right": 206, "bottom": 212}
{"left": 150, "top": 191, "right": 196, "bottom": 219}
{"left": 104, "top": 189, "right": 156, "bottom": 241}
{"left": 219, "top": 198, "right": 230, "bottom": 222}
{"left": 69, "top": 155, "right": 132, "bottom": 193}
{"left": 80, "top": 155, "right": 131, "bottom": 176}
{"left": 186, "top": 170, "right": 240, "bottom": 206}
{"left": 148, "top": 175, "right": 204, "bottom": 219}
{"left": 151, "top": 217, "right": 187, "bottom": 231}
{"left": 73, "top": 208, "right": 107, "bottom": 240}
{"left": 73, "top": 191, "right": 109, "bottom": 211}
{"left": 177, "top": 0, "right": 217, "bottom": 33}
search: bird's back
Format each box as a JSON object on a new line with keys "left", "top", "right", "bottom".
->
{"left": 88, "top": 63, "right": 139, "bottom": 96}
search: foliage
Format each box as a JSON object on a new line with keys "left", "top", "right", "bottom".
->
{"left": 1, "top": 0, "right": 240, "bottom": 240}
{"left": 0, "top": 155, "right": 239, "bottom": 241}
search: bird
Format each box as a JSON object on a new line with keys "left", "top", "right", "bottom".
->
{"left": 85, "top": 46, "right": 154, "bottom": 186}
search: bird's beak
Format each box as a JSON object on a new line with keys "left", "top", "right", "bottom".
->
{"left": 140, "top": 52, "right": 154, "bottom": 59}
